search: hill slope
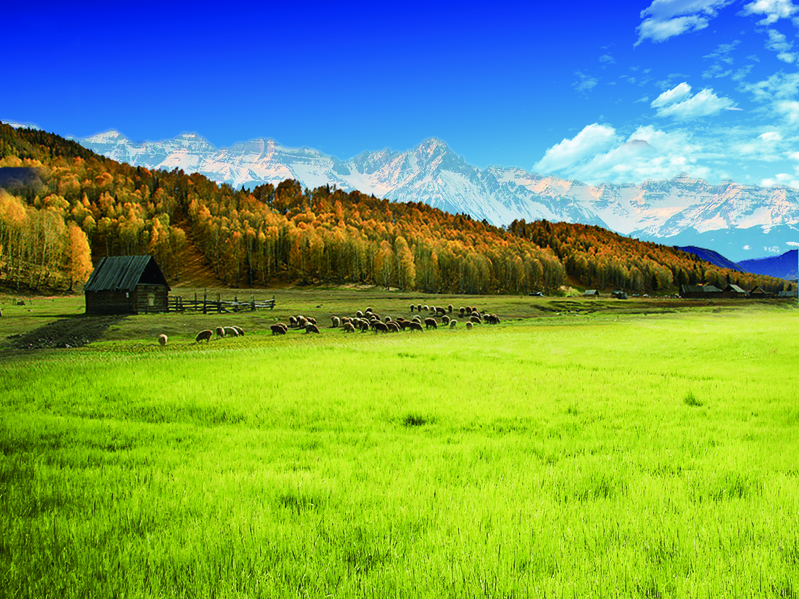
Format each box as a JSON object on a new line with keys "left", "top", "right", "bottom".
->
{"left": 738, "top": 250, "right": 798, "bottom": 281}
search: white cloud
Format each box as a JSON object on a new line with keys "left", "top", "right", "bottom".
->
{"left": 761, "top": 172, "right": 799, "bottom": 186}
{"left": 742, "top": 72, "right": 799, "bottom": 102}
{"left": 636, "top": 0, "right": 735, "bottom": 44}
{"left": 787, "top": 241, "right": 799, "bottom": 246}
{"left": 651, "top": 82, "right": 693, "bottom": 107}
{"left": 574, "top": 71, "right": 598, "bottom": 93}
{"left": 533, "top": 124, "right": 713, "bottom": 184}
{"left": 654, "top": 87, "right": 738, "bottom": 119}
{"left": 533, "top": 124, "right": 622, "bottom": 175}
{"left": 765, "top": 29, "right": 799, "bottom": 62}
{"left": 599, "top": 54, "right": 616, "bottom": 65}
{"left": 775, "top": 100, "right": 799, "bottom": 122}
{"left": 759, "top": 131, "right": 783, "bottom": 141}
{"left": 741, "top": 0, "right": 799, "bottom": 24}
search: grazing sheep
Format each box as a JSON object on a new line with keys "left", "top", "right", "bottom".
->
{"left": 215, "top": 326, "right": 226, "bottom": 338}
{"left": 470, "top": 315, "right": 482, "bottom": 324}
{"left": 412, "top": 315, "right": 422, "bottom": 323}
{"left": 306, "top": 316, "right": 317, "bottom": 325}
{"left": 409, "top": 321, "right": 424, "bottom": 332}
{"left": 466, "top": 322, "right": 473, "bottom": 330}
{"left": 343, "top": 323, "right": 356, "bottom": 333}
{"left": 158, "top": 334, "right": 168, "bottom": 346}
{"left": 424, "top": 317, "right": 438, "bottom": 329}
{"left": 365, "top": 307, "right": 373, "bottom": 314}
{"left": 370, "top": 313, "right": 381, "bottom": 321}
{"left": 387, "top": 322, "right": 401, "bottom": 332}
{"left": 410, "top": 304, "right": 416, "bottom": 312}
{"left": 442, "top": 315, "right": 450, "bottom": 325}
{"left": 356, "top": 310, "right": 364, "bottom": 318}
{"left": 372, "top": 321, "right": 389, "bottom": 333}
{"left": 459, "top": 307, "right": 466, "bottom": 317}
{"left": 447, "top": 304, "right": 453, "bottom": 313}
{"left": 289, "top": 316, "right": 298, "bottom": 327}
{"left": 297, "top": 316, "right": 308, "bottom": 328}
{"left": 232, "top": 326, "right": 245, "bottom": 336}
{"left": 449, "top": 320, "right": 457, "bottom": 329}
{"left": 436, "top": 306, "right": 446, "bottom": 316}
{"left": 305, "top": 323, "right": 320, "bottom": 334}
{"left": 341, "top": 317, "right": 352, "bottom": 325}
{"left": 224, "top": 326, "right": 239, "bottom": 337}
{"left": 270, "top": 324, "right": 288, "bottom": 335}
{"left": 423, "top": 305, "right": 429, "bottom": 312}
{"left": 195, "top": 329, "right": 213, "bottom": 343}
{"left": 359, "top": 319, "right": 370, "bottom": 332}
{"left": 331, "top": 316, "right": 341, "bottom": 328}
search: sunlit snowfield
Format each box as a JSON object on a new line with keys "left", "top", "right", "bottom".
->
{"left": 1, "top": 301, "right": 798, "bottom": 597}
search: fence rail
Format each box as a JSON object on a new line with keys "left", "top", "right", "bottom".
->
{"left": 167, "top": 292, "right": 275, "bottom": 314}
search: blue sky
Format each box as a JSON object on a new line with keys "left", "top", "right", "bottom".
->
{"left": 5, "top": 0, "right": 799, "bottom": 187}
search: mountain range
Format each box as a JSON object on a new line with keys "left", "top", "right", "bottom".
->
{"left": 59, "top": 129, "right": 799, "bottom": 262}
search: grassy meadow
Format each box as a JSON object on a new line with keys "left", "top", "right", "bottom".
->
{"left": 0, "top": 290, "right": 798, "bottom": 597}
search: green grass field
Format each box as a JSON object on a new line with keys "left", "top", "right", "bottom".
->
{"left": 1, "top": 291, "right": 797, "bottom": 597}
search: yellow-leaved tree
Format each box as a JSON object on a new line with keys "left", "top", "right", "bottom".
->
{"left": 66, "top": 222, "right": 92, "bottom": 291}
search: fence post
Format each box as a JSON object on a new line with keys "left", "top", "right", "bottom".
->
{"left": 203, "top": 289, "right": 208, "bottom": 315}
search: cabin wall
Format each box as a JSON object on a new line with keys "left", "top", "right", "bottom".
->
{"left": 131, "top": 284, "right": 169, "bottom": 314}
{"left": 85, "top": 291, "right": 134, "bottom": 314}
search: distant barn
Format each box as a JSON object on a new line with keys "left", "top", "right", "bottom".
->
{"left": 583, "top": 289, "right": 600, "bottom": 297}
{"left": 84, "top": 255, "right": 170, "bottom": 315}
{"left": 680, "top": 284, "right": 723, "bottom": 299}
{"left": 723, "top": 284, "right": 747, "bottom": 298}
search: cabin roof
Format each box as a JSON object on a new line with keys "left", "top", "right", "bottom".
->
{"left": 84, "top": 255, "right": 170, "bottom": 293}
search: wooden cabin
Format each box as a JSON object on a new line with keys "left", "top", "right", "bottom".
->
{"left": 84, "top": 255, "right": 170, "bottom": 315}
{"left": 680, "top": 284, "right": 723, "bottom": 299}
{"left": 582, "top": 289, "right": 600, "bottom": 298}
{"left": 723, "top": 284, "right": 747, "bottom": 298}
{"left": 748, "top": 286, "right": 769, "bottom": 298}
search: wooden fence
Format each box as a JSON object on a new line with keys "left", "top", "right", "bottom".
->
{"left": 167, "top": 291, "right": 276, "bottom": 314}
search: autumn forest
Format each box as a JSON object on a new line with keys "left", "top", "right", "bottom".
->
{"left": 0, "top": 123, "right": 789, "bottom": 294}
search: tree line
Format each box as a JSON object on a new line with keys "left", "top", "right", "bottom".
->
{"left": 0, "top": 122, "right": 789, "bottom": 294}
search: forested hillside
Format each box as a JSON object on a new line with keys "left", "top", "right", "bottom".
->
{"left": 0, "top": 123, "right": 790, "bottom": 294}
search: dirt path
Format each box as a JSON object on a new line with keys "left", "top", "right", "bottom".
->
{"left": 6, "top": 315, "right": 125, "bottom": 350}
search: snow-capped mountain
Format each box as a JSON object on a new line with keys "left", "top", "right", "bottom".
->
{"left": 76, "top": 130, "right": 799, "bottom": 260}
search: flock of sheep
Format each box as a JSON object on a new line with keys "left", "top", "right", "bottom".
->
{"left": 273, "top": 303, "right": 500, "bottom": 337}
{"left": 163, "top": 304, "right": 500, "bottom": 346}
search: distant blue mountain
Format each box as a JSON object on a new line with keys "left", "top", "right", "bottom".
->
{"left": 737, "top": 250, "right": 798, "bottom": 281}
{"left": 676, "top": 246, "right": 745, "bottom": 272}
{"left": 642, "top": 225, "right": 799, "bottom": 262}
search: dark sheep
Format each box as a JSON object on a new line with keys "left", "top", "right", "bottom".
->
{"left": 343, "top": 323, "right": 356, "bottom": 333}
{"left": 470, "top": 315, "right": 482, "bottom": 324}
{"left": 365, "top": 307, "right": 373, "bottom": 313}
{"left": 356, "top": 310, "right": 364, "bottom": 318}
{"left": 435, "top": 306, "right": 446, "bottom": 316}
{"left": 459, "top": 307, "right": 466, "bottom": 317}
{"left": 410, "top": 304, "right": 416, "bottom": 312}
{"left": 306, "top": 316, "right": 317, "bottom": 325}
{"left": 466, "top": 322, "right": 473, "bottom": 330}
{"left": 400, "top": 320, "right": 414, "bottom": 330}
{"left": 223, "top": 326, "right": 239, "bottom": 337}
{"left": 449, "top": 320, "right": 457, "bottom": 328}
{"left": 412, "top": 315, "right": 422, "bottom": 323}
{"left": 417, "top": 304, "right": 422, "bottom": 312}
{"left": 215, "top": 326, "right": 226, "bottom": 338}
{"left": 232, "top": 326, "right": 245, "bottom": 336}
{"left": 387, "top": 322, "right": 401, "bottom": 332}
{"left": 447, "top": 304, "right": 453, "bottom": 313}
{"left": 359, "top": 320, "right": 370, "bottom": 332}
{"left": 289, "top": 316, "right": 298, "bottom": 327}
{"left": 271, "top": 324, "right": 288, "bottom": 335}
{"left": 305, "top": 324, "right": 320, "bottom": 334}
{"left": 409, "top": 321, "right": 424, "bottom": 332}
{"left": 372, "top": 321, "right": 389, "bottom": 333}
{"left": 424, "top": 317, "right": 438, "bottom": 329}
{"left": 196, "top": 330, "right": 213, "bottom": 343}
{"left": 442, "top": 315, "right": 450, "bottom": 325}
